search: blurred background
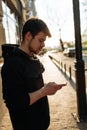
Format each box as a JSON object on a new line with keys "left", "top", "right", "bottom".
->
{"left": 0, "top": 0, "right": 87, "bottom": 55}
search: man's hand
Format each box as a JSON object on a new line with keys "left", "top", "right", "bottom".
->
{"left": 29, "top": 82, "right": 67, "bottom": 105}
{"left": 42, "top": 82, "right": 67, "bottom": 96}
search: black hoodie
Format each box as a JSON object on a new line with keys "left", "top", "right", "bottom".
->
{"left": 1, "top": 44, "right": 50, "bottom": 130}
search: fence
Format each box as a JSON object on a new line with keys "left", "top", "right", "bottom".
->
{"left": 48, "top": 55, "right": 75, "bottom": 82}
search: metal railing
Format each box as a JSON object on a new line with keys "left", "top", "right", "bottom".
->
{"left": 49, "top": 54, "right": 87, "bottom": 84}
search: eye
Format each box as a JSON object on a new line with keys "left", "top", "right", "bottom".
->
{"left": 39, "top": 39, "right": 44, "bottom": 43}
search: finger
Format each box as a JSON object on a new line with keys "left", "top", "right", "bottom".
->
{"left": 58, "top": 82, "right": 67, "bottom": 87}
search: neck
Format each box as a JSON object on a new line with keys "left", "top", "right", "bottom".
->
{"left": 19, "top": 42, "right": 33, "bottom": 57}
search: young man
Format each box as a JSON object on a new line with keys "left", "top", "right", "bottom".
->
{"left": 1, "top": 18, "right": 66, "bottom": 130}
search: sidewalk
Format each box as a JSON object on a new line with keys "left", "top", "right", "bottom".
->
{"left": 0, "top": 54, "right": 87, "bottom": 130}
{"left": 42, "top": 54, "right": 87, "bottom": 130}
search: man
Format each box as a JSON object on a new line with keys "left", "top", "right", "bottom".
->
{"left": 1, "top": 18, "right": 66, "bottom": 130}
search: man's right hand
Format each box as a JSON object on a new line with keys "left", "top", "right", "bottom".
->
{"left": 42, "top": 82, "right": 67, "bottom": 96}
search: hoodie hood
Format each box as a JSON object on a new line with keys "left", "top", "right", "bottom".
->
{"left": 1, "top": 44, "right": 32, "bottom": 61}
{"left": 2, "top": 44, "right": 45, "bottom": 75}
{"left": 2, "top": 44, "right": 20, "bottom": 59}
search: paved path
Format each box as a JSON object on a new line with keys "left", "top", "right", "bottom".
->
{"left": 42, "top": 54, "right": 87, "bottom": 130}
{"left": 0, "top": 54, "right": 87, "bottom": 130}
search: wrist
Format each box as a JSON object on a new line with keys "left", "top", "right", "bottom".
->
{"left": 40, "top": 86, "right": 47, "bottom": 97}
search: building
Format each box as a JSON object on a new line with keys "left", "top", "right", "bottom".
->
{"left": 0, "top": 0, "right": 28, "bottom": 57}
{"left": 26, "top": 0, "right": 37, "bottom": 19}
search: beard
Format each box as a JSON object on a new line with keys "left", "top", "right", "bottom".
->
{"left": 29, "top": 46, "right": 42, "bottom": 54}
{"left": 28, "top": 38, "right": 42, "bottom": 54}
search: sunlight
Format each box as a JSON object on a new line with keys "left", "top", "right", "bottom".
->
{"left": 35, "top": 0, "right": 86, "bottom": 48}
{"left": 45, "top": 37, "right": 59, "bottom": 48}
{"left": 35, "top": 0, "right": 74, "bottom": 47}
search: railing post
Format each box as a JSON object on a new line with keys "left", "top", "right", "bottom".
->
{"left": 64, "top": 64, "right": 66, "bottom": 74}
{"left": 69, "top": 65, "right": 71, "bottom": 80}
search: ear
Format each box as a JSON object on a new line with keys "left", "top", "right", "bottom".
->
{"left": 25, "top": 32, "right": 32, "bottom": 40}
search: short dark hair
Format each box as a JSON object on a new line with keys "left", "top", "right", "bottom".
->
{"left": 22, "top": 17, "right": 51, "bottom": 40}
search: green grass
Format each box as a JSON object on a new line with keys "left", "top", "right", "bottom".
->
{"left": 82, "top": 41, "right": 87, "bottom": 54}
{"left": 82, "top": 41, "right": 87, "bottom": 47}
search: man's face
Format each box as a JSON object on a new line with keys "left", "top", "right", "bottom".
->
{"left": 28, "top": 32, "right": 46, "bottom": 54}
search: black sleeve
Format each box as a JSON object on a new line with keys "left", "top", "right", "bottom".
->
{"left": 1, "top": 58, "right": 30, "bottom": 109}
